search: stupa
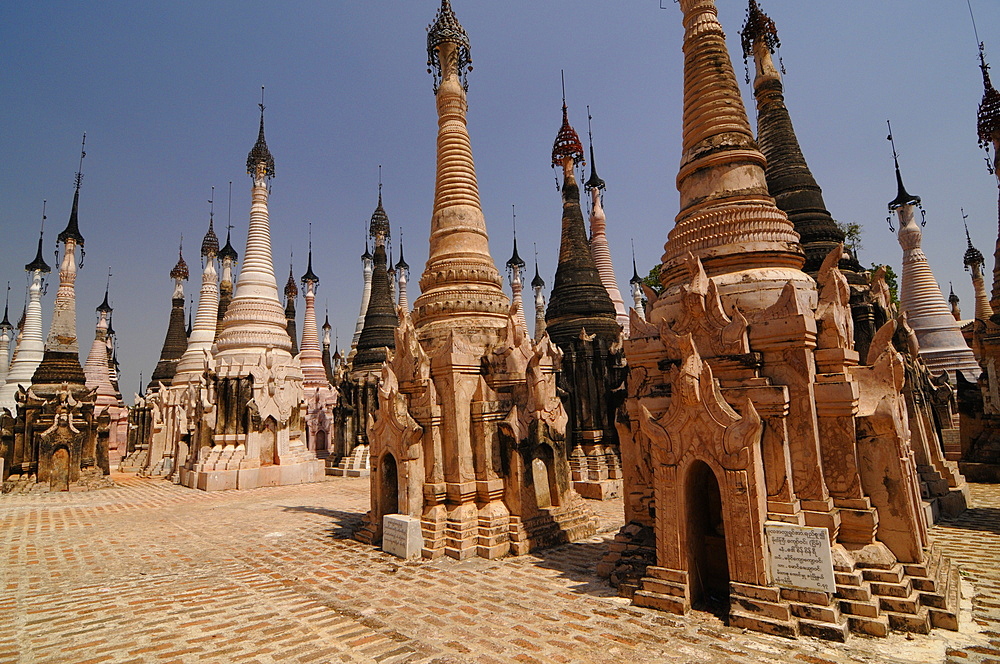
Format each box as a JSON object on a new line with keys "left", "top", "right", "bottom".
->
{"left": 584, "top": 113, "right": 629, "bottom": 335}
{"left": 283, "top": 260, "right": 299, "bottom": 357}
{"left": 349, "top": 239, "right": 374, "bottom": 358}
{"left": 299, "top": 235, "right": 337, "bottom": 459}
{"left": 177, "top": 95, "right": 323, "bottom": 491}
{"left": 959, "top": 41, "right": 1000, "bottom": 481}
{"left": 602, "top": 0, "right": 959, "bottom": 639}
{"left": 545, "top": 93, "right": 626, "bottom": 500}
{"left": 0, "top": 212, "right": 51, "bottom": 416}
{"left": 888, "top": 130, "right": 980, "bottom": 384}
{"left": 83, "top": 280, "right": 128, "bottom": 466}
{"left": 147, "top": 242, "right": 189, "bottom": 393}
{"left": 3, "top": 137, "right": 108, "bottom": 489}
{"left": 330, "top": 185, "right": 396, "bottom": 477}
{"left": 356, "top": 0, "right": 596, "bottom": 559}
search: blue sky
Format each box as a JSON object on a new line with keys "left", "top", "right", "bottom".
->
{"left": 2, "top": 1, "right": 998, "bottom": 402}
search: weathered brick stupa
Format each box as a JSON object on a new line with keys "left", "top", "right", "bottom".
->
{"left": 545, "top": 94, "right": 626, "bottom": 500}
{"left": 2, "top": 137, "right": 109, "bottom": 491}
{"left": 744, "top": 0, "right": 968, "bottom": 521}
{"left": 177, "top": 96, "right": 323, "bottom": 491}
{"left": 960, "top": 42, "right": 1000, "bottom": 482}
{"left": 601, "top": 0, "right": 960, "bottom": 639}
{"left": 83, "top": 281, "right": 128, "bottom": 467}
{"left": 330, "top": 188, "right": 396, "bottom": 478}
{"left": 356, "top": 0, "right": 595, "bottom": 559}
{"left": 0, "top": 214, "right": 51, "bottom": 416}
{"left": 739, "top": 0, "right": 878, "bottom": 358}
{"left": 584, "top": 115, "right": 630, "bottom": 336}
{"left": 889, "top": 132, "right": 981, "bottom": 384}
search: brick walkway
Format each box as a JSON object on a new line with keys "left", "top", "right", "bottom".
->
{"left": 0, "top": 475, "right": 997, "bottom": 664}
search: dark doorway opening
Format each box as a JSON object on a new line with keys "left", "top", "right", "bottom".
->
{"left": 686, "top": 460, "right": 729, "bottom": 616}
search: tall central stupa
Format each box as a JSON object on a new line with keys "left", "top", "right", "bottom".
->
{"left": 358, "top": 0, "right": 596, "bottom": 560}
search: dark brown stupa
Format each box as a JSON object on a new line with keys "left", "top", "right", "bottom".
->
{"left": 742, "top": 0, "right": 879, "bottom": 355}
{"left": 545, "top": 100, "right": 620, "bottom": 345}
{"left": 741, "top": 0, "right": 862, "bottom": 281}
{"left": 352, "top": 187, "right": 397, "bottom": 372}
{"left": 148, "top": 244, "right": 189, "bottom": 392}
{"left": 284, "top": 262, "right": 299, "bottom": 356}
{"left": 544, "top": 96, "right": 626, "bottom": 500}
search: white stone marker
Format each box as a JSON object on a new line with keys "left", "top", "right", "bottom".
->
{"left": 765, "top": 523, "right": 836, "bottom": 593}
{"left": 382, "top": 514, "right": 423, "bottom": 560}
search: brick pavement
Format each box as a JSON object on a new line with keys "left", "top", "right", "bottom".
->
{"left": 0, "top": 474, "right": 998, "bottom": 663}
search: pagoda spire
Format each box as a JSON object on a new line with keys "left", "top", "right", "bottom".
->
{"left": 175, "top": 196, "right": 221, "bottom": 377}
{"left": 321, "top": 310, "right": 334, "bottom": 382}
{"left": 976, "top": 41, "right": 1000, "bottom": 315}
{"left": 217, "top": 181, "right": 238, "bottom": 332}
{"left": 350, "top": 234, "right": 374, "bottom": 354}
{"left": 148, "top": 239, "right": 189, "bottom": 391}
{"left": 949, "top": 283, "right": 962, "bottom": 321}
{"left": 353, "top": 181, "right": 397, "bottom": 373}
{"left": 284, "top": 255, "right": 299, "bottom": 356}
{"left": 0, "top": 205, "right": 51, "bottom": 413}
{"left": 741, "top": 0, "right": 863, "bottom": 282}
{"left": 531, "top": 249, "right": 547, "bottom": 341}
{"left": 888, "top": 126, "right": 980, "bottom": 382}
{"left": 584, "top": 108, "right": 629, "bottom": 335}
{"left": 962, "top": 208, "right": 995, "bottom": 321}
{"left": 34, "top": 135, "right": 89, "bottom": 387}
{"left": 0, "top": 283, "right": 13, "bottom": 387}
{"left": 545, "top": 84, "right": 619, "bottom": 345}
{"left": 215, "top": 91, "right": 294, "bottom": 358}
{"left": 657, "top": 0, "right": 806, "bottom": 318}
{"left": 413, "top": 0, "right": 510, "bottom": 346}
{"left": 629, "top": 242, "right": 645, "bottom": 321}
{"left": 505, "top": 207, "right": 529, "bottom": 336}
{"left": 299, "top": 226, "right": 327, "bottom": 387}
{"left": 395, "top": 232, "right": 411, "bottom": 315}
{"left": 84, "top": 273, "right": 118, "bottom": 412}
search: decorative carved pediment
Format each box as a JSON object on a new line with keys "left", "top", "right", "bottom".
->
{"left": 629, "top": 308, "right": 659, "bottom": 339}
{"left": 816, "top": 244, "right": 855, "bottom": 351}
{"left": 392, "top": 309, "right": 430, "bottom": 384}
{"left": 657, "top": 332, "right": 762, "bottom": 471}
{"left": 668, "top": 253, "right": 750, "bottom": 358}
{"left": 490, "top": 306, "right": 534, "bottom": 377}
{"left": 869, "top": 266, "right": 894, "bottom": 315}
{"left": 371, "top": 363, "right": 423, "bottom": 461}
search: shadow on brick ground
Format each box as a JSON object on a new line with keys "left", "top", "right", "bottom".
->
{"left": 280, "top": 505, "right": 364, "bottom": 539}
{"left": 936, "top": 506, "right": 1000, "bottom": 535}
{"left": 526, "top": 537, "right": 621, "bottom": 598}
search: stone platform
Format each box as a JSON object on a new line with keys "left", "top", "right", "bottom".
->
{"left": 1, "top": 474, "right": 998, "bottom": 663}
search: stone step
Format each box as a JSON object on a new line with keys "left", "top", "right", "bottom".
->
{"left": 729, "top": 610, "right": 797, "bottom": 639}
{"left": 732, "top": 595, "right": 792, "bottom": 621}
{"left": 798, "top": 616, "right": 848, "bottom": 642}
{"left": 839, "top": 598, "right": 880, "bottom": 618}
{"left": 847, "top": 613, "right": 890, "bottom": 637}
{"left": 836, "top": 583, "right": 872, "bottom": 602}
{"left": 878, "top": 590, "right": 921, "bottom": 614}
{"left": 869, "top": 578, "right": 913, "bottom": 598}
{"left": 927, "top": 567, "right": 960, "bottom": 631}
{"left": 884, "top": 605, "right": 931, "bottom": 634}
{"left": 633, "top": 589, "right": 686, "bottom": 614}
{"left": 861, "top": 564, "right": 904, "bottom": 584}
{"left": 790, "top": 602, "right": 840, "bottom": 624}
{"left": 639, "top": 577, "right": 686, "bottom": 599}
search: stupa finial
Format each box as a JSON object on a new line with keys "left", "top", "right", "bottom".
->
{"left": 58, "top": 133, "right": 87, "bottom": 247}
{"left": 246, "top": 87, "right": 275, "bottom": 180}
{"left": 97, "top": 268, "right": 113, "bottom": 314}
{"left": 427, "top": 0, "right": 472, "bottom": 93}
{"left": 584, "top": 107, "right": 606, "bottom": 193}
{"left": 26, "top": 200, "right": 51, "bottom": 274}
{"left": 886, "top": 121, "right": 922, "bottom": 213}
{"left": 170, "top": 237, "right": 189, "bottom": 281}
{"left": 552, "top": 71, "right": 585, "bottom": 170}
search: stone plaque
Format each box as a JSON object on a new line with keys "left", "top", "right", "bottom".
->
{"left": 765, "top": 523, "right": 835, "bottom": 593}
{"left": 382, "top": 514, "right": 423, "bottom": 560}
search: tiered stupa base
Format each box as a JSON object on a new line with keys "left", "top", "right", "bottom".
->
{"left": 618, "top": 539, "right": 960, "bottom": 641}
{"left": 180, "top": 442, "right": 324, "bottom": 491}
{"left": 569, "top": 443, "right": 622, "bottom": 500}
